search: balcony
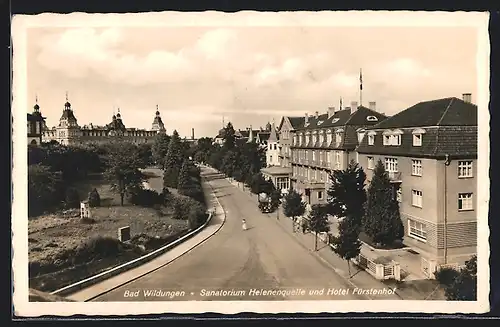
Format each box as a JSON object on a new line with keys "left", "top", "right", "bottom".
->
{"left": 387, "top": 171, "right": 402, "bottom": 183}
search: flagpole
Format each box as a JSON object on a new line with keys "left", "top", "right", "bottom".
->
{"left": 359, "top": 68, "right": 363, "bottom": 107}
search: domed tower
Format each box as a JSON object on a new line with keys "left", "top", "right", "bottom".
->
{"left": 56, "top": 92, "right": 80, "bottom": 145}
{"left": 107, "top": 108, "right": 126, "bottom": 136}
{"left": 151, "top": 105, "right": 166, "bottom": 134}
{"left": 28, "top": 95, "right": 46, "bottom": 145}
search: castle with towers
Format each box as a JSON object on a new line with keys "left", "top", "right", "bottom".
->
{"left": 28, "top": 94, "right": 167, "bottom": 146}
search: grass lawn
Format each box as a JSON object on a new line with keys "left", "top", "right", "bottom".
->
{"left": 28, "top": 175, "right": 190, "bottom": 292}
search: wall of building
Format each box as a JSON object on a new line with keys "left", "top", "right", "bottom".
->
{"left": 358, "top": 153, "right": 477, "bottom": 265}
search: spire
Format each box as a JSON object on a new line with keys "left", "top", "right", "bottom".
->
{"left": 247, "top": 125, "right": 254, "bottom": 143}
{"left": 156, "top": 104, "right": 160, "bottom": 116}
{"left": 268, "top": 120, "right": 278, "bottom": 142}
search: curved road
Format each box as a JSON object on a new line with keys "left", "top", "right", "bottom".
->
{"left": 93, "top": 167, "right": 363, "bottom": 301}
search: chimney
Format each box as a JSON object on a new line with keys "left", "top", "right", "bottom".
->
{"left": 369, "top": 101, "right": 376, "bottom": 111}
{"left": 351, "top": 101, "right": 358, "bottom": 111}
{"left": 462, "top": 93, "right": 472, "bottom": 103}
{"left": 191, "top": 128, "right": 195, "bottom": 140}
{"left": 315, "top": 111, "right": 319, "bottom": 119}
{"left": 305, "top": 113, "right": 309, "bottom": 124}
{"left": 327, "top": 106, "right": 335, "bottom": 119}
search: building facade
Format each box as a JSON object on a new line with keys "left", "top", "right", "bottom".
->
{"left": 41, "top": 98, "right": 166, "bottom": 146}
{"left": 265, "top": 122, "right": 280, "bottom": 167}
{"left": 27, "top": 100, "right": 45, "bottom": 145}
{"left": 290, "top": 101, "right": 387, "bottom": 205}
{"left": 355, "top": 94, "right": 478, "bottom": 272}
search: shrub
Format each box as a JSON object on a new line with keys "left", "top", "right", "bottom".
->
{"left": 70, "top": 236, "right": 124, "bottom": 265}
{"left": 171, "top": 197, "right": 191, "bottom": 220}
{"left": 65, "top": 187, "right": 81, "bottom": 208}
{"left": 88, "top": 188, "right": 101, "bottom": 207}
{"left": 434, "top": 267, "right": 461, "bottom": 287}
{"left": 129, "top": 188, "right": 163, "bottom": 207}
{"left": 187, "top": 202, "right": 207, "bottom": 229}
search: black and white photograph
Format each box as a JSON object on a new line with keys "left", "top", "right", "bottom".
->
{"left": 12, "top": 11, "right": 490, "bottom": 316}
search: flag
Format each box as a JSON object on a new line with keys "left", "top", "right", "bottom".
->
{"left": 359, "top": 69, "right": 363, "bottom": 91}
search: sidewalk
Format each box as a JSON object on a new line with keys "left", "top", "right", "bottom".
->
{"left": 222, "top": 176, "right": 402, "bottom": 300}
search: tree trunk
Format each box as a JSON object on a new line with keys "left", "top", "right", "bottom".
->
{"left": 347, "top": 259, "right": 351, "bottom": 278}
{"left": 314, "top": 233, "right": 318, "bottom": 251}
{"left": 292, "top": 217, "right": 295, "bottom": 233}
{"left": 120, "top": 193, "right": 124, "bottom": 206}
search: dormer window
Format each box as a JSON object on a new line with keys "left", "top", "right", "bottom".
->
{"left": 331, "top": 118, "right": 340, "bottom": 124}
{"left": 322, "top": 133, "right": 327, "bottom": 143}
{"left": 383, "top": 134, "right": 391, "bottom": 145}
{"left": 366, "top": 116, "right": 378, "bottom": 122}
{"left": 326, "top": 130, "right": 332, "bottom": 144}
{"left": 317, "top": 120, "right": 324, "bottom": 125}
{"left": 357, "top": 128, "right": 366, "bottom": 143}
{"left": 412, "top": 128, "right": 426, "bottom": 147}
{"left": 335, "top": 131, "right": 342, "bottom": 146}
{"left": 367, "top": 131, "right": 376, "bottom": 146}
{"left": 293, "top": 135, "right": 297, "bottom": 145}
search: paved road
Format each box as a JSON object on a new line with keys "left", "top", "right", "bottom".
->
{"left": 93, "top": 167, "right": 364, "bottom": 301}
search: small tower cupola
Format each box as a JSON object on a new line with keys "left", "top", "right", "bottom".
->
{"left": 64, "top": 92, "right": 71, "bottom": 110}
{"left": 33, "top": 95, "right": 41, "bottom": 115}
{"left": 116, "top": 108, "right": 121, "bottom": 119}
{"left": 155, "top": 104, "right": 160, "bottom": 116}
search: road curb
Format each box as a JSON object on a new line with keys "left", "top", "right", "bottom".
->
{"left": 51, "top": 172, "right": 226, "bottom": 299}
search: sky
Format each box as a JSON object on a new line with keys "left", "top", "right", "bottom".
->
{"left": 24, "top": 18, "right": 478, "bottom": 138}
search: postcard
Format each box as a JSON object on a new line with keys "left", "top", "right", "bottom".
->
{"left": 12, "top": 10, "right": 490, "bottom": 317}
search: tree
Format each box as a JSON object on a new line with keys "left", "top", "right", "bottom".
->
{"left": 327, "top": 159, "right": 367, "bottom": 231}
{"left": 65, "top": 187, "right": 81, "bottom": 208}
{"left": 363, "top": 159, "right": 404, "bottom": 247}
{"left": 221, "top": 150, "right": 239, "bottom": 178}
{"left": 28, "top": 164, "right": 64, "bottom": 216}
{"left": 151, "top": 133, "right": 171, "bottom": 167}
{"left": 248, "top": 173, "right": 269, "bottom": 195}
{"left": 88, "top": 188, "right": 101, "bottom": 207}
{"left": 435, "top": 255, "right": 477, "bottom": 301}
{"left": 136, "top": 143, "right": 153, "bottom": 168}
{"left": 163, "top": 130, "right": 185, "bottom": 188}
{"left": 104, "top": 141, "right": 146, "bottom": 206}
{"left": 222, "top": 122, "right": 236, "bottom": 150}
{"left": 330, "top": 214, "right": 362, "bottom": 277}
{"left": 282, "top": 188, "right": 306, "bottom": 233}
{"left": 269, "top": 188, "right": 282, "bottom": 215}
{"left": 307, "top": 204, "right": 330, "bottom": 251}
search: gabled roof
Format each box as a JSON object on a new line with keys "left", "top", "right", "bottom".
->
{"left": 356, "top": 97, "right": 478, "bottom": 159}
{"left": 371, "top": 97, "right": 477, "bottom": 129}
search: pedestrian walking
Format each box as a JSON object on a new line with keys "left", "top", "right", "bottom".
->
{"left": 242, "top": 219, "right": 248, "bottom": 231}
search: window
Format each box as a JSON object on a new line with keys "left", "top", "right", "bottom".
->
{"left": 458, "top": 161, "right": 473, "bottom": 178}
{"left": 368, "top": 135, "right": 375, "bottom": 145}
{"left": 411, "top": 190, "right": 423, "bottom": 208}
{"left": 318, "top": 191, "right": 324, "bottom": 200}
{"left": 269, "top": 144, "right": 272, "bottom": 150}
{"left": 366, "top": 116, "right": 378, "bottom": 122}
{"left": 413, "top": 134, "right": 422, "bottom": 146}
{"left": 327, "top": 132, "right": 332, "bottom": 144}
{"left": 411, "top": 159, "right": 422, "bottom": 176}
{"left": 385, "top": 157, "right": 398, "bottom": 172}
{"left": 306, "top": 134, "right": 310, "bottom": 144}
{"left": 312, "top": 151, "right": 316, "bottom": 161}
{"left": 408, "top": 219, "right": 427, "bottom": 241}
{"left": 269, "top": 155, "right": 273, "bottom": 162}
{"left": 335, "top": 132, "right": 342, "bottom": 145}
{"left": 396, "top": 188, "right": 402, "bottom": 203}
{"left": 392, "top": 134, "right": 401, "bottom": 146}
{"left": 335, "top": 152, "right": 341, "bottom": 170}
{"left": 458, "top": 193, "right": 473, "bottom": 211}
{"left": 383, "top": 134, "right": 391, "bottom": 145}
{"left": 367, "top": 156, "right": 374, "bottom": 169}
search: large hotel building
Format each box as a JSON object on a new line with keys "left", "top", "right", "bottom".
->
{"left": 270, "top": 94, "right": 477, "bottom": 271}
